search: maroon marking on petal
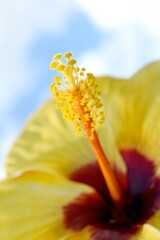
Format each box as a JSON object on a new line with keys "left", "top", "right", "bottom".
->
{"left": 63, "top": 149, "right": 160, "bottom": 240}
{"left": 70, "top": 161, "right": 111, "bottom": 201}
{"left": 63, "top": 191, "right": 139, "bottom": 240}
{"left": 63, "top": 192, "right": 111, "bottom": 231}
{"left": 148, "top": 176, "right": 160, "bottom": 215}
{"left": 90, "top": 224, "right": 138, "bottom": 240}
{"left": 121, "top": 149, "right": 155, "bottom": 196}
{"left": 121, "top": 150, "right": 160, "bottom": 224}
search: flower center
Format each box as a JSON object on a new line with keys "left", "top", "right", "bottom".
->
{"left": 49, "top": 52, "right": 123, "bottom": 206}
{"left": 63, "top": 150, "right": 160, "bottom": 240}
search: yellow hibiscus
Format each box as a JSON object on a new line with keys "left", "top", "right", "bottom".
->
{"left": 0, "top": 54, "right": 160, "bottom": 240}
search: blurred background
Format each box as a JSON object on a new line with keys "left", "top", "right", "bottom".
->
{"left": 0, "top": 0, "right": 160, "bottom": 178}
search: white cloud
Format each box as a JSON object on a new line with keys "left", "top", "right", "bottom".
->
{"left": 78, "top": 25, "right": 160, "bottom": 77}
{"left": 76, "top": 0, "right": 134, "bottom": 29}
{"left": 76, "top": 0, "right": 160, "bottom": 36}
{"left": 76, "top": 0, "right": 160, "bottom": 77}
{"left": 0, "top": 167, "right": 5, "bottom": 180}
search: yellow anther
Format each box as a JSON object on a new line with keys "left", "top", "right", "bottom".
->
{"left": 64, "top": 52, "right": 72, "bottom": 58}
{"left": 91, "top": 122, "right": 95, "bottom": 127}
{"left": 84, "top": 114, "right": 90, "bottom": 120}
{"left": 84, "top": 106, "right": 88, "bottom": 112}
{"left": 80, "top": 72, "right": 84, "bottom": 77}
{"left": 90, "top": 135, "right": 94, "bottom": 140}
{"left": 80, "top": 82, "right": 87, "bottom": 89}
{"left": 99, "top": 112, "right": 105, "bottom": 117}
{"left": 91, "top": 128, "right": 95, "bottom": 133}
{"left": 53, "top": 92, "right": 59, "bottom": 98}
{"left": 93, "top": 113, "right": 98, "bottom": 120}
{"left": 97, "top": 101, "right": 101, "bottom": 107}
{"left": 49, "top": 52, "right": 104, "bottom": 139}
{"left": 50, "top": 61, "right": 58, "bottom": 69}
{"left": 74, "top": 67, "right": 80, "bottom": 73}
{"left": 49, "top": 83, "right": 54, "bottom": 91}
{"left": 56, "top": 64, "right": 65, "bottom": 72}
{"left": 51, "top": 83, "right": 57, "bottom": 91}
{"left": 87, "top": 73, "right": 93, "bottom": 78}
{"left": 80, "top": 98, "right": 86, "bottom": 106}
{"left": 53, "top": 53, "right": 62, "bottom": 60}
{"left": 68, "top": 59, "right": 77, "bottom": 65}
{"left": 54, "top": 76, "right": 62, "bottom": 86}
{"left": 54, "top": 76, "right": 62, "bottom": 82}
{"left": 88, "top": 78, "right": 95, "bottom": 86}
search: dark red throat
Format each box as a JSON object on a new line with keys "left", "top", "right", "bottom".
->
{"left": 63, "top": 149, "right": 160, "bottom": 240}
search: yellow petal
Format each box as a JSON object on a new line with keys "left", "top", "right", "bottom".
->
{"left": 96, "top": 61, "right": 160, "bottom": 170}
{"left": 5, "top": 100, "right": 94, "bottom": 176}
{"left": 147, "top": 211, "right": 160, "bottom": 230}
{"left": 142, "top": 94, "right": 160, "bottom": 170}
{"left": 62, "top": 227, "right": 91, "bottom": 240}
{"left": 0, "top": 169, "right": 94, "bottom": 240}
{"left": 135, "top": 224, "right": 160, "bottom": 240}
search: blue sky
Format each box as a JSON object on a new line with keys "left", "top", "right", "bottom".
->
{"left": 0, "top": 0, "right": 160, "bottom": 178}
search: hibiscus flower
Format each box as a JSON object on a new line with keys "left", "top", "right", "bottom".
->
{"left": 1, "top": 53, "right": 160, "bottom": 240}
